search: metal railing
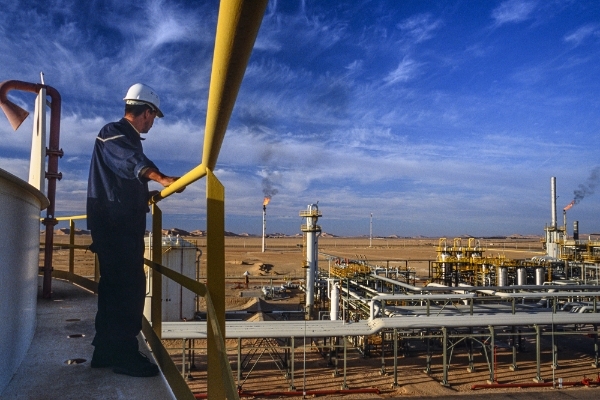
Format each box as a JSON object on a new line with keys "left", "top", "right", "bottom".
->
{"left": 48, "top": 213, "right": 239, "bottom": 399}
{"left": 46, "top": 2, "right": 268, "bottom": 398}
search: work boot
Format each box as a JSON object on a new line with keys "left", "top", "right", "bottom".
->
{"left": 112, "top": 350, "right": 159, "bottom": 377}
{"left": 91, "top": 346, "right": 115, "bottom": 368}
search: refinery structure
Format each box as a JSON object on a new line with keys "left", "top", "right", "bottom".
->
{"left": 2, "top": 2, "right": 600, "bottom": 399}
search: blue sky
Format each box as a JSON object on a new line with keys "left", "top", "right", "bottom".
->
{"left": 1, "top": 0, "right": 600, "bottom": 237}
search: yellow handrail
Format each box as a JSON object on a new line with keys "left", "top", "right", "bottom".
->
{"left": 49, "top": 3, "right": 268, "bottom": 398}
{"left": 152, "top": 0, "right": 267, "bottom": 204}
{"left": 144, "top": 259, "right": 238, "bottom": 400}
{"left": 49, "top": 216, "right": 236, "bottom": 399}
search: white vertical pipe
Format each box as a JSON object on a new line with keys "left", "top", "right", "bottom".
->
{"left": 306, "top": 227, "right": 315, "bottom": 307}
{"left": 551, "top": 177, "right": 557, "bottom": 228}
{"left": 330, "top": 283, "right": 339, "bottom": 320}
{"left": 305, "top": 204, "right": 319, "bottom": 308}
{"left": 262, "top": 206, "right": 266, "bottom": 252}
{"left": 29, "top": 88, "right": 46, "bottom": 192}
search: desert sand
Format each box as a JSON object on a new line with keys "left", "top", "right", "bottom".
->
{"left": 45, "top": 234, "right": 600, "bottom": 399}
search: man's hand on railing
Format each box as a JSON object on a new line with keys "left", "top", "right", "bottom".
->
{"left": 142, "top": 168, "right": 185, "bottom": 193}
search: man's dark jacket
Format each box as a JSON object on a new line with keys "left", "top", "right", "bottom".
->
{"left": 87, "top": 118, "right": 157, "bottom": 236}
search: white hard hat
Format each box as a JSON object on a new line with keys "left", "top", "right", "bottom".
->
{"left": 123, "top": 83, "right": 164, "bottom": 118}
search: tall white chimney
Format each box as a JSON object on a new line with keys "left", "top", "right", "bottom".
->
{"left": 300, "top": 204, "right": 322, "bottom": 319}
{"left": 551, "top": 177, "right": 557, "bottom": 228}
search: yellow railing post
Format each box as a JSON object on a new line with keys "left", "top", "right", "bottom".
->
{"left": 206, "top": 169, "right": 226, "bottom": 399}
{"left": 152, "top": 203, "right": 163, "bottom": 339}
{"left": 68, "top": 218, "right": 75, "bottom": 280}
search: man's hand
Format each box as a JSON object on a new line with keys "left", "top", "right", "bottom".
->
{"left": 142, "top": 168, "right": 185, "bottom": 192}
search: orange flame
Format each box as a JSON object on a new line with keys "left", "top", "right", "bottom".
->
{"left": 263, "top": 197, "right": 271, "bottom": 206}
{"left": 564, "top": 200, "right": 575, "bottom": 211}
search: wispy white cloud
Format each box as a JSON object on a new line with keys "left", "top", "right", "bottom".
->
{"left": 491, "top": 0, "right": 537, "bottom": 26}
{"left": 396, "top": 13, "right": 443, "bottom": 44}
{"left": 564, "top": 24, "right": 599, "bottom": 46}
{"left": 383, "top": 57, "right": 422, "bottom": 85}
{"left": 142, "top": 0, "right": 204, "bottom": 50}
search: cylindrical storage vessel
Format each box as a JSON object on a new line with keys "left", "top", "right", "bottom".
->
{"left": 497, "top": 267, "right": 508, "bottom": 287}
{"left": 535, "top": 267, "right": 545, "bottom": 285}
{"left": 0, "top": 169, "right": 49, "bottom": 393}
{"left": 330, "top": 283, "right": 339, "bottom": 320}
{"left": 144, "top": 235, "right": 198, "bottom": 322}
{"left": 517, "top": 268, "right": 527, "bottom": 286}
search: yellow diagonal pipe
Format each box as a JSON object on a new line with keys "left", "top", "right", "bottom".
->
{"left": 151, "top": 163, "right": 206, "bottom": 203}
{"left": 153, "top": 0, "right": 267, "bottom": 203}
{"left": 202, "top": 0, "right": 268, "bottom": 171}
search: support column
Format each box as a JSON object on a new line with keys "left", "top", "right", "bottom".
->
{"left": 380, "top": 331, "right": 386, "bottom": 375}
{"left": 441, "top": 327, "right": 449, "bottom": 386}
{"left": 237, "top": 338, "right": 241, "bottom": 387}
{"left": 467, "top": 328, "right": 475, "bottom": 373}
{"left": 333, "top": 336, "right": 339, "bottom": 377}
{"left": 424, "top": 329, "right": 431, "bottom": 374}
{"left": 392, "top": 329, "right": 399, "bottom": 388}
{"left": 487, "top": 326, "right": 496, "bottom": 384}
{"left": 533, "top": 325, "right": 544, "bottom": 382}
{"left": 593, "top": 325, "right": 599, "bottom": 368}
{"left": 552, "top": 341, "right": 559, "bottom": 370}
{"left": 341, "top": 336, "right": 349, "bottom": 390}
{"left": 290, "top": 336, "right": 295, "bottom": 391}
{"left": 509, "top": 326, "right": 519, "bottom": 371}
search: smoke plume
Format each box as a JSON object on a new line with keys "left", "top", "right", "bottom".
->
{"left": 262, "top": 175, "right": 279, "bottom": 200}
{"left": 570, "top": 166, "right": 600, "bottom": 208}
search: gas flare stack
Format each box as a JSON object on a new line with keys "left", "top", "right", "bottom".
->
{"left": 262, "top": 197, "right": 270, "bottom": 252}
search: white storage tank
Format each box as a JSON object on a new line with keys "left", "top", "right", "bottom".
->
{"left": 0, "top": 169, "right": 49, "bottom": 393}
{"left": 497, "top": 267, "right": 508, "bottom": 286}
{"left": 535, "top": 267, "right": 545, "bottom": 286}
{"left": 144, "top": 235, "right": 199, "bottom": 322}
{"left": 330, "top": 283, "right": 339, "bottom": 321}
{"left": 517, "top": 268, "right": 527, "bottom": 286}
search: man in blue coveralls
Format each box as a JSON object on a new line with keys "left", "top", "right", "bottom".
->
{"left": 87, "top": 83, "right": 180, "bottom": 377}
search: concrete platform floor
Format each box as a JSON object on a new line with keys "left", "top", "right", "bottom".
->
{"left": 1, "top": 277, "right": 175, "bottom": 400}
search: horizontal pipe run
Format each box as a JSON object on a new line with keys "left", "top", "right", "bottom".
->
{"left": 161, "top": 313, "right": 600, "bottom": 339}
{"left": 372, "top": 276, "right": 600, "bottom": 293}
{"left": 194, "top": 388, "right": 381, "bottom": 398}
{"left": 472, "top": 378, "right": 600, "bottom": 390}
{"left": 371, "top": 293, "right": 476, "bottom": 301}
